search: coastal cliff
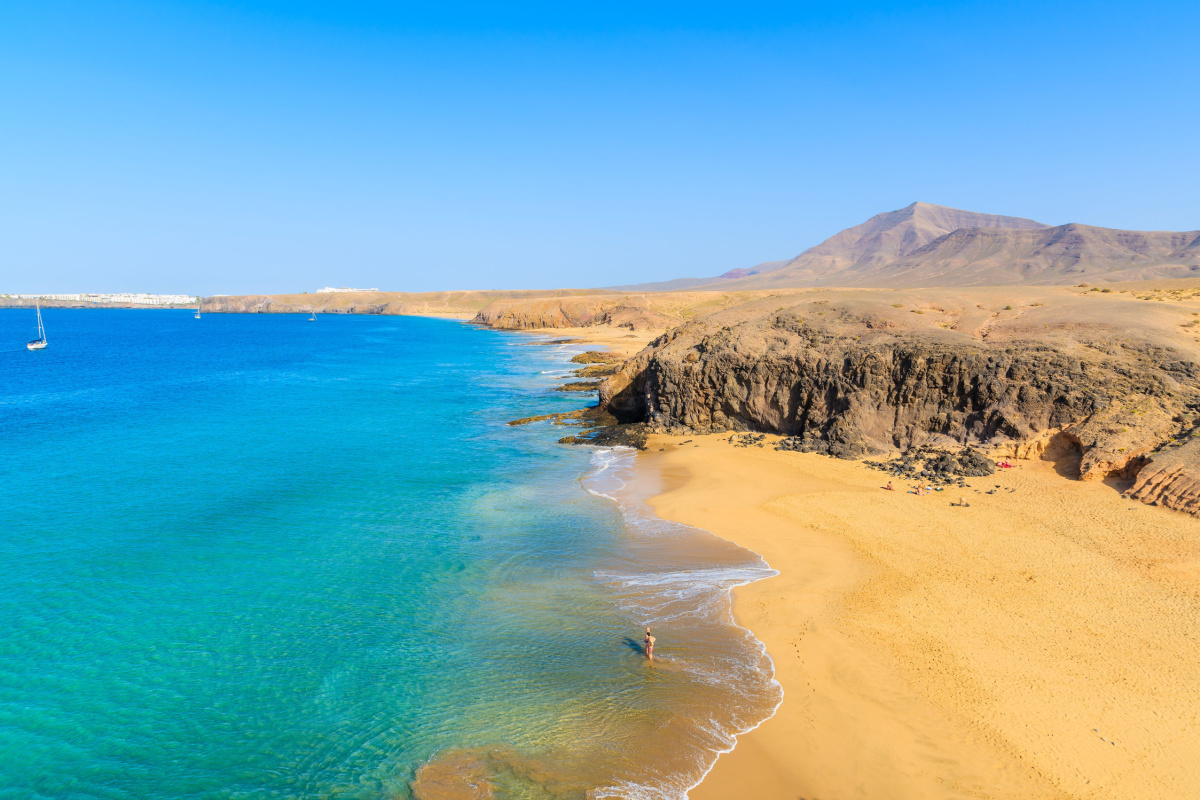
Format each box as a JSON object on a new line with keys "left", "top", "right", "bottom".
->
{"left": 599, "top": 302, "right": 1199, "bottom": 482}
{"left": 482, "top": 285, "right": 1200, "bottom": 514}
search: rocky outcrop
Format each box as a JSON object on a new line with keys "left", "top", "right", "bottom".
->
{"left": 472, "top": 296, "right": 676, "bottom": 331}
{"left": 1127, "top": 436, "right": 1200, "bottom": 515}
{"left": 467, "top": 286, "right": 1200, "bottom": 514}
{"left": 600, "top": 300, "right": 1200, "bottom": 488}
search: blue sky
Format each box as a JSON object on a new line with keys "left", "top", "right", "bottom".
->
{"left": 2, "top": 1, "right": 1198, "bottom": 295}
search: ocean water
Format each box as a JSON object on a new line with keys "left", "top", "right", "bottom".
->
{"left": 0, "top": 310, "right": 780, "bottom": 800}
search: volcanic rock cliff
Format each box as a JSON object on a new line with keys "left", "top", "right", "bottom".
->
{"left": 598, "top": 291, "right": 1200, "bottom": 491}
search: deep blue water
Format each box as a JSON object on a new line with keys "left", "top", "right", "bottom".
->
{"left": 0, "top": 310, "right": 778, "bottom": 800}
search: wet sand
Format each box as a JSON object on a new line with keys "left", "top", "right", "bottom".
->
{"left": 643, "top": 434, "right": 1200, "bottom": 800}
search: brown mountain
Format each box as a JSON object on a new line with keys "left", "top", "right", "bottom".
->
{"left": 693, "top": 202, "right": 1200, "bottom": 289}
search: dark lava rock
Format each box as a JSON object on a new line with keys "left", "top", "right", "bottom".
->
{"left": 559, "top": 423, "right": 649, "bottom": 450}
{"left": 596, "top": 304, "right": 1200, "bottom": 474}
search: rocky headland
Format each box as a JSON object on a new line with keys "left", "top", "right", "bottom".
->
{"left": 481, "top": 283, "right": 1200, "bottom": 516}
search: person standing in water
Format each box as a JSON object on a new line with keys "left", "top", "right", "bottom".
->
{"left": 644, "top": 627, "right": 656, "bottom": 661}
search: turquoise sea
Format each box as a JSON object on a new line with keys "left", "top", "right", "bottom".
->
{"left": 0, "top": 310, "right": 779, "bottom": 800}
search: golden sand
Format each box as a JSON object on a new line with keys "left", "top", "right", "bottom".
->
{"left": 640, "top": 434, "right": 1200, "bottom": 800}
{"left": 520, "top": 325, "right": 658, "bottom": 359}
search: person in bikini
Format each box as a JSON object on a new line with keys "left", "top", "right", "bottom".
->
{"left": 644, "top": 627, "right": 656, "bottom": 661}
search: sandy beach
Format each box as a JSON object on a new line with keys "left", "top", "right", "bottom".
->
{"left": 639, "top": 433, "right": 1200, "bottom": 800}
{"left": 521, "top": 324, "right": 660, "bottom": 359}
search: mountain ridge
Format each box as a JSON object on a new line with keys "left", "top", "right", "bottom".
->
{"left": 639, "top": 202, "right": 1200, "bottom": 290}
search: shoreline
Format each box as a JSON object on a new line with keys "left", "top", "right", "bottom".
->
{"left": 537, "top": 326, "right": 789, "bottom": 798}
{"left": 504, "top": 321, "right": 1200, "bottom": 798}
{"left": 507, "top": 323, "right": 791, "bottom": 798}
{"left": 507, "top": 323, "right": 658, "bottom": 359}
{"left": 578, "top": 444, "right": 785, "bottom": 800}
{"left": 639, "top": 433, "right": 1200, "bottom": 800}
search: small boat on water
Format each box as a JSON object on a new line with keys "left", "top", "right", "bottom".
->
{"left": 195, "top": 302, "right": 201, "bottom": 319}
{"left": 310, "top": 308, "right": 316, "bottom": 321}
{"left": 27, "top": 302, "right": 47, "bottom": 350}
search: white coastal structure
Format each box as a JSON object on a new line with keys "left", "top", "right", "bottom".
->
{"left": 3, "top": 293, "right": 198, "bottom": 305}
{"left": 316, "top": 287, "right": 379, "bottom": 293}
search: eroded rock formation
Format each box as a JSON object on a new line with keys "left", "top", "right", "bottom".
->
{"left": 599, "top": 298, "right": 1200, "bottom": 487}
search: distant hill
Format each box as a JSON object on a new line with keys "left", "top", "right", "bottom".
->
{"left": 645, "top": 202, "right": 1200, "bottom": 290}
{"left": 606, "top": 260, "right": 787, "bottom": 292}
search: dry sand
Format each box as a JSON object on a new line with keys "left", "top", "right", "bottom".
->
{"left": 640, "top": 434, "right": 1200, "bottom": 800}
{"left": 518, "top": 325, "right": 659, "bottom": 358}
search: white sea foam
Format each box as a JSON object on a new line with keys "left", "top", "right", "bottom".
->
{"left": 581, "top": 446, "right": 785, "bottom": 800}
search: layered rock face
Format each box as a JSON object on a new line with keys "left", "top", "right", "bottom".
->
{"left": 601, "top": 298, "right": 1200, "bottom": 484}
{"left": 1128, "top": 436, "right": 1200, "bottom": 514}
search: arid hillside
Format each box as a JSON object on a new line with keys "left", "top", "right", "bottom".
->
{"left": 643, "top": 202, "right": 1200, "bottom": 290}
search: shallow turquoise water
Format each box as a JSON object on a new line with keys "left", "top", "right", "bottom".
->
{"left": 0, "top": 310, "right": 778, "bottom": 800}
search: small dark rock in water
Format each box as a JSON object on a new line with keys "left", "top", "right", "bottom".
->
{"left": 559, "top": 422, "right": 650, "bottom": 450}
{"left": 570, "top": 351, "right": 620, "bottom": 365}
{"left": 572, "top": 362, "right": 621, "bottom": 379}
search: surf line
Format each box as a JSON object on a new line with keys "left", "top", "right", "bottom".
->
{"left": 582, "top": 445, "right": 785, "bottom": 800}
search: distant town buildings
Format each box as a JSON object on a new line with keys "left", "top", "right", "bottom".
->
{"left": 316, "top": 287, "right": 379, "bottom": 293}
{"left": 2, "top": 293, "right": 198, "bottom": 305}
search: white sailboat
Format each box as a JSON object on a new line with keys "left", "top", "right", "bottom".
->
{"left": 195, "top": 301, "right": 201, "bottom": 319}
{"left": 309, "top": 308, "right": 316, "bottom": 321}
{"left": 27, "top": 302, "right": 47, "bottom": 350}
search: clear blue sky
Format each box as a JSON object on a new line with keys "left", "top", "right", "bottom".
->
{"left": 2, "top": 1, "right": 1198, "bottom": 295}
